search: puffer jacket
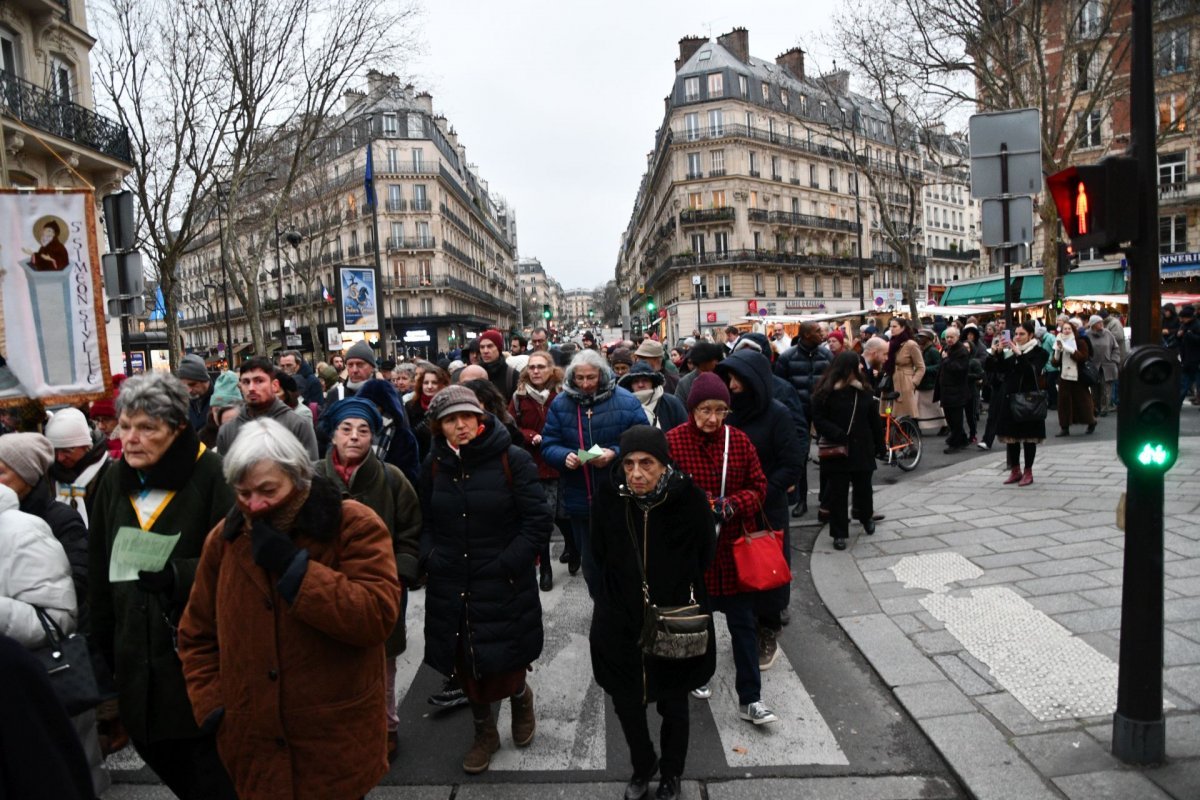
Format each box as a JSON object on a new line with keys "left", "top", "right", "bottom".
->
{"left": 716, "top": 349, "right": 803, "bottom": 531}
{"left": 541, "top": 361, "right": 646, "bottom": 516}
{"left": 420, "top": 417, "right": 553, "bottom": 678}
{"left": 774, "top": 340, "right": 833, "bottom": 412}
{"left": 19, "top": 479, "right": 88, "bottom": 627}
{"left": 936, "top": 342, "right": 974, "bottom": 409}
{"left": 0, "top": 484, "right": 76, "bottom": 647}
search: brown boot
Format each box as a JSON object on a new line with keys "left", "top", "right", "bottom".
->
{"left": 462, "top": 703, "right": 499, "bottom": 774}
{"left": 511, "top": 683, "right": 536, "bottom": 747}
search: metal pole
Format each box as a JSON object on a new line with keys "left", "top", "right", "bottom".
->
{"left": 366, "top": 122, "right": 388, "bottom": 361}
{"left": 116, "top": 256, "right": 133, "bottom": 375}
{"left": 695, "top": 284, "right": 701, "bottom": 335}
{"left": 853, "top": 123, "right": 866, "bottom": 321}
{"left": 274, "top": 219, "right": 285, "bottom": 354}
{"left": 999, "top": 143, "right": 1013, "bottom": 329}
{"left": 1112, "top": 0, "right": 1165, "bottom": 766}
{"left": 216, "top": 198, "right": 234, "bottom": 365}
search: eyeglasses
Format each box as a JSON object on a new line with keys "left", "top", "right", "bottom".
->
{"left": 693, "top": 406, "right": 730, "bottom": 419}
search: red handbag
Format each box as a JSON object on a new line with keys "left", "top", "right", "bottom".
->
{"left": 731, "top": 519, "right": 792, "bottom": 592}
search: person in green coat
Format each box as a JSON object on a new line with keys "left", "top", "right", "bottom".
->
{"left": 312, "top": 396, "right": 421, "bottom": 763}
{"left": 87, "top": 372, "right": 236, "bottom": 799}
{"left": 915, "top": 329, "right": 945, "bottom": 435}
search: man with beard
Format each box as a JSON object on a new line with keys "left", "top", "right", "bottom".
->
{"left": 323, "top": 341, "right": 378, "bottom": 406}
{"left": 478, "top": 329, "right": 519, "bottom": 401}
{"left": 44, "top": 407, "right": 112, "bottom": 528}
{"left": 217, "top": 357, "right": 319, "bottom": 458}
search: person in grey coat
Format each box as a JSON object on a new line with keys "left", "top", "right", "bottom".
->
{"left": 1086, "top": 316, "right": 1121, "bottom": 417}
{"left": 215, "top": 357, "right": 319, "bottom": 458}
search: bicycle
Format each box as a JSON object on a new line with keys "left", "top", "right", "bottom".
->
{"left": 878, "top": 390, "right": 922, "bottom": 471}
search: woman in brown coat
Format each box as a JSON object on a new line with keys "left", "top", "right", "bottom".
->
{"left": 1051, "top": 319, "right": 1096, "bottom": 436}
{"left": 178, "top": 418, "right": 401, "bottom": 800}
{"left": 882, "top": 318, "right": 925, "bottom": 421}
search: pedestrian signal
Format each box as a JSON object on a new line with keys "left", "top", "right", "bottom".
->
{"left": 1046, "top": 157, "right": 1138, "bottom": 254}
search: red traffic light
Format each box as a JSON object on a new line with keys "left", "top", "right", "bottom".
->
{"left": 1046, "top": 156, "right": 1138, "bottom": 253}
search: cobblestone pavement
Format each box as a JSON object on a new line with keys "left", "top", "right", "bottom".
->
{"left": 811, "top": 436, "right": 1200, "bottom": 800}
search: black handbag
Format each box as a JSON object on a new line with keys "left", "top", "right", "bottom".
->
{"left": 1079, "top": 359, "right": 1101, "bottom": 388}
{"left": 629, "top": 511, "right": 710, "bottom": 660}
{"left": 818, "top": 393, "right": 858, "bottom": 460}
{"left": 1008, "top": 360, "right": 1048, "bottom": 423}
{"left": 31, "top": 607, "right": 101, "bottom": 716}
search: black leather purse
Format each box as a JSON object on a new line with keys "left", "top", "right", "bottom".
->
{"left": 32, "top": 607, "right": 101, "bottom": 716}
{"left": 629, "top": 513, "right": 710, "bottom": 660}
{"left": 1008, "top": 360, "right": 1048, "bottom": 423}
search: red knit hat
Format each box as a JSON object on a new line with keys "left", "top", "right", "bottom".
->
{"left": 89, "top": 397, "right": 117, "bottom": 419}
{"left": 687, "top": 371, "right": 731, "bottom": 411}
{"left": 826, "top": 329, "right": 846, "bottom": 344}
{"left": 479, "top": 329, "right": 505, "bottom": 351}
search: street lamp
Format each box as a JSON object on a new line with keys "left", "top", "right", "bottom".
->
{"left": 211, "top": 187, "right": 236, "bottom": 361}
{"left": 203, "top": 281, "right": 232, "bottom": 363}
{"left": 273, "top": 220, "right": 303, "bottom": 351}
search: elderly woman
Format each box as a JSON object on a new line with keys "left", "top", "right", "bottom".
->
{"left": 986, "top": 320, "right": 1050, "bottom": 486}
{"left": 541, "top": 349, "right": 646, "bottom": 592}
{"left": 352, "top": 378, "right": 421, "bottom": 485}
{"left": 618, "top": 361, "right": 688, "bottom": 432}
{"left": 665, "top": 374, "right": 774, "bottom": 726}
{"left": 590, "top": 426, "right": 716, "bottom": 800}
{"left": 419, "top": 385, "right": 553, "bottom": 774}
{"left": 178, "top": 418, "right": 400, "bottom": 799}
{"left": 937, "top": 327, "right": 977, "bottom": 453}
{"left": 882, "top": 318, "right": 925, "bottom": 422}
{"left": 87, "top": 372, "right": 236, "bottom": 799}
{"left": 313, "top": 397, "right": 420, "bottom": 763}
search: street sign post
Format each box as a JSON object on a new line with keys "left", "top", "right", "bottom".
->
{"left": 980, "top": 197, "right": 1035, "bottom": 247}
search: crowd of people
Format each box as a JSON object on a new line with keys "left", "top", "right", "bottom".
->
{"left": 0, "top": 302, "right": 1194, "bottom": 800}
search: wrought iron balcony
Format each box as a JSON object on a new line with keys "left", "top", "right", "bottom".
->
{"left": 680, "top": 207, "right": 735, "bottom": 225}
{"left": 765, "top": 210, "right": 860, "bottom": 234}
{"left": 410, "top": 198, "right": 431, "bottom": 211}
{"left": 0, "top": 71, "right": 132, "bottom": 164}
{"left": 385, "top": 199, "right": 406, "bottom": 211}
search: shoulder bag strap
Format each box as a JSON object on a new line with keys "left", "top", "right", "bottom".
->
{"left": 715, "top": 425, "right": 730, "bottom": 537}
{"left": 577, "top": 405, "right": 592, "bottom": 504}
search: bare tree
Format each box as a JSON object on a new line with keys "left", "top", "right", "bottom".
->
{"left": 94, "top": 0, "right": 419, "bottom": 365}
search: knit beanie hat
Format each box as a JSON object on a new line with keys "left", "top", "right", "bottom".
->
{"left": 1087, "top": 315, "right": 1104, "bottom": 328}
{"left": 209, "top": 371, "right": 242, "bottom": 408}
{"left": 326, "top": 397, "right": 382, "bottom": 435}
{"left": 44, "top": 408, "right": 93, "bottom": 449}
{"left": 176, "top": 354, "right": 210, "bottom": 383}
{"left": 0, "top": 432, "right": 54, "bottom": 485}
{"left": 344, "top": 340, "right": 377, "bottom": 368}
{"left": 479, "top": 329, "right": 506, "bottom": 352}
{"left": 609, "top": 347, "right": 634, "bottom": 368}
{"left": 317, "top": 363, "right": 340, "bottom": 387}
{"left": 427, "top": 384, "right": 484, "bottom": 421}
{"left": 687, "top": 371, "right": 731, "bottom": 411}
{"left": 89, "top": 397, "right": 117, "bottom": 420}
{"left": 619, "top": 424, "right": 671, "bottom": 467}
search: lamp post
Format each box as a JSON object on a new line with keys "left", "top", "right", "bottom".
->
{"left": 203, "top": 281, "right": 232, "bottom": 365}
{"left": 850, "top": 109, "right": 867, "bottom": 321}
{"left": 273, "top": 219, "right": 303, "bottom": 352}
{"left": 212, "top": 192, "right": 235, "bottom": 362}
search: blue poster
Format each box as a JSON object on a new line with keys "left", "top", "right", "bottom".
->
{"left": 338, "top": 267, "right": 379, "bottom": 331}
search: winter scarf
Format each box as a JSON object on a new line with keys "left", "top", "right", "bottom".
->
{"left": 633, "top": 386, "right": 665, "bottom": 425}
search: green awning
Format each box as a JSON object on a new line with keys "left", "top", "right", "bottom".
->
{"left": 970, "top": 279, "right": 1008, "bottom": 304}
{"left": 940, "top": 284, "right": 974, "bottom": 305}
{"left": 1064, "top": 268, "right": 1125, "bottom": 296}
{"left": 1019, "top": 277, "right": 1045, "bottom": 303}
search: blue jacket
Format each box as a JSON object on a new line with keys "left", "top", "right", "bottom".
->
{"left": 542, "top": 365, "right": 646, "bottom": 517}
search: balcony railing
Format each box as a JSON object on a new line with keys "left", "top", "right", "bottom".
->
{"left": 385, "top": 199, "right": 406, "bottom": 211}
{"left": 0, "top": 71, "right": 132, "bottom": 164}
{"left": 709, "top": 169, "right": 726, "bottom": 177}
{"left": 680, "top": 207, "right": 735, "bottom": 225}
{"left": 386, "top": 236, "right": 436, "bottom": 250}
{"left": 410, "top": 198, "right": 432, "bottom": 211}
{"left": 1159, "top": 178, "right": 1200, "bottom": 203}
{"left": 765, "top": 210, "right": 860, "bottom": 234}
{"left": 748, "top": 208, "right": 767, "bottom": 222}
{"left": 647, "top": 249, "right": 874, "bottom": 288}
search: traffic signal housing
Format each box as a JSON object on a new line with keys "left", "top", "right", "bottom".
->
{"left": 1057, "top": 242, "right": 1078, "bottom": 274}
{"left": 1046, "top": 156, "right": 1138, "bottom": 254}
{"left": 645, "top": 296, "right": 656, "bottom": 314}
{"left": 542, "top": 304, "right": 552, "bottom": 320}
{"left": 1117, "top": 346, "right": 1181, "bottom": 472}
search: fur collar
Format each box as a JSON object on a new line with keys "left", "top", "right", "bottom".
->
{"left": 117, "top": 426, "right": 202, "bottom": 492}
{"left": 222, "top": 474, "right": 344, "bottom": 543}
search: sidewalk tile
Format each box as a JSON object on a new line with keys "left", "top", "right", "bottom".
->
{"left": 1147, "top": 760, "right": 1200, "bottom": 800}
{"left": 1037, "top": 541, "right": 1120, "bottom": 560}
{"left": 892, "top": 613, "right": 927, "bottom": 635}
{"left": 879, "top": 596, "right": 925, "bottom": 615}
{"left": 1164, "top": 630, "right": 1200, "bottom": 668}
{"left": 960, "top": 566, "right": 1038, "bottom": 587}
{"left": 972, "top": 551, "right": 1050, "bottom": 569}
{"left": 1165, "top": 560, "right": 1200, "bottom": 578}
{"left": 911, "top": 630, "right": 961, "bottom": 656}
{"left": 894, "top": 680, "right": 976, "bottom": 719}
{"left": 841, "top": 614, "right": 944, "bottom": 687}
{"left": 1093, "top": 568, "right": 1125, "bottom": 586}
{"left": 1165, "top": 597, "right": 1200, "bottom": 623}
{"left": 705, "top": 776, "right": 961, "bottom": 800}
{"left": 1165, "top": 712, "right": 1200, "bottom": 759}
{"left": 1167, "top": 577, "right": 1200, "bottom": 596}
{"left": 932, "top": 654, "right": 1000, "bottom": 696}
{"left": 1050, "top": 607, "right": 1122, "bottom": 634}
{"left": 937, "top": 528, "right": 1012, "bottom": 547}
{"left": 912, "top": 610, "right": 945, "bottom": 631}
{"left": 1016, "top": 574, "right": 1108, "bottom": 596}
{"left": 986, "top": 535, "right": 1062, "bottom": 553}
{"left": 975, "top": 692, "right": 1092, "bottom": 737}
{"left": 1010, "top": 731, "right": 1119, "bottom": 778}
{"left": 876, "top": 537, "right": 951, "bottom": 555}
{"left": 1076, "top": 632, "right": 1120, "bottom": 661}
{"left": 1025, "top": 557, "right": 1109, "bottom": 578}
{"left": 1052, "top": 771, "right": 1174, "bottom": 800}
{"left": 919, "top": 713, "right": 1062, "bottom": 800}
{"left": 1029, "top": 593, "right": 1097, "bottom": 615}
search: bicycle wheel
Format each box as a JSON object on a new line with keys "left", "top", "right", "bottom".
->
{"left": 894, "top": 417, "right": 922, "bottom": 471}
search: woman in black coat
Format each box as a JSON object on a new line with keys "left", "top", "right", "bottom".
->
{"left": 812, "top": 352, "right": 885, "bottom": 550}
{"left": 936, "top": 327, "right": 974, "bottom": 453}
{"left": 418, "top": 386, "right": 553, "bottom": 775}
{"left": 590, "top": 426, "right": 715, "bottom": 800}
{"left": 985, "top": 320, "right": 1050, "bottom": 486}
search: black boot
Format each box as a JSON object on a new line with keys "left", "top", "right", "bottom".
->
{"left": 539, "top": 563, "right": 553, "bottom": 592}
{"left": 655, "top": 775, "right": 681, "bottom": 800}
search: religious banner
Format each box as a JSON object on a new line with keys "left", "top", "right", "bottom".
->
{"left": 0, "top": 190, "right": 111, "bottom": 407}
{"left": 337, "top": 266, "right": 379, "bottom": 332}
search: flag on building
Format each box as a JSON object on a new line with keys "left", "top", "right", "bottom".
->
{"left": 320, "top": 282, "right": 335, "bottom": 303}
{"left": 364, "top": 144, "right": 376, "bottom": 210}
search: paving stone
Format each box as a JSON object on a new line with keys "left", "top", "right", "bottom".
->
{"left": 959, "top": 566, "right": 1039, "bottom": 587}
{"left": 936, "top": 528, "right": 1012, "bottom": 548}
{"left": 1036, "top": 541, "right": 1120, "bottom": 560}
{"left": 1051, "top": 607, "right": 1123, "bottom": 635}
{"left": 891, "top": 613, "right": 927, "bottom": 634}
{"left": 1052, "top": 771, "right": 1174, "bottom": 800}
{"left": 1167, "top": 576, "right": 1200, "bottom": 596}
{"left": 1024, "top": 557, "right": 1110, "bottom": 578}
{"left": 1093, "top": 568, "right": 1126, "bottom": 586}
{"left": 1076, "top": 586, "right": 1124, "bottom": 608}
{"left": 1093, "top": 551, "right": 1127, "bottom": 568}
{"left": 840, "top": 614, "right": 945, "bottom": 688}
{"left": 1029, "top": 593, "right": 1098, "bottom": 615}
{"left": 457, "top": 785, "right": 699, "bottom": 800}
{"left": 1165, "top": 630, "right": 1200, "bottom": 668}
{"left": 1076, "top": 632, "right": 1120, "bottom": 661}
{"left": 1165, "top": 597, "right": 1200, "bottom": 623}
{"left": 899, "top": 513, "right": 956, "bottom": 528}
{"left": 879, "top": 595, "right": 926, "bottom": 615}
{"left": 1146, "top": 759, "right": 1200, "bottom": 800}
{"left": 985, "top": 535, "right": 1063, "bottom": 553}
{"left": 1002, "top": 520, "right": 1078, "bottom": 538}
{"left": 367, "top": 789, "right": 452, "bottom": 800}
{"left": 1165, "top": 712, "right": 1200, "bottom": 759}
{"left": 1010, "top": 730, "right": 1120, "bottom": 777}
{"left": 705, "top": 776, "right": 961, "bottom": 800}
{"left": 912, "top": 610, "right": 945, "bottom": 631}
{"left": 919, "top": 713, "right": 1062, "bottom": 800}
{"left": 933, "top": 654, "right": 1000, "bottom": 696}
{"left": 911, "top": 629, "right": 961, "bottom": 656}
{"left": 893, "top": 679, "right": 976, "bottom": 719}
{"left": 1014, "top": 509, "right": 1073, "bottom": 521}
{"left": 1165, "top": 559, "right": 1200, "bottom": 578}
{"left": 1016, "top": 574, "right": 1109, "bottom": 596}
{"left": 809, "top": 549, "right": 882, "bottom": 620}
{"left": 975, "top": 692, "right": 1092, "bottom": 737}
{"left": 870, "top": 580, "right": 928, "bottom": 599}
{"left": 875, "top": 536, "right": 951, "bottom": 555}
{"left": 971, "top": 550, "right": 1050, "bottom": 569}
{"left": 863, "top": 569, "right": 896, "bottom": 585}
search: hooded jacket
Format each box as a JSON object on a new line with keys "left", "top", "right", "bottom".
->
{"left": 351, "top": 379, "right": 421, "bottom": 486}
{"left": 0, "top": 484, "right": 76, "bottom": 648}
{"left": 716, "top": 349, "right": 803, "bottom": 530}
{"left": 618, "top": 361, "right": 688, "bottom": 432}
{"left": 541, "top": 358, "right": 647, "bottom": 516}
{"left": 217, "top": 398, "right": 319, "bottom": 459}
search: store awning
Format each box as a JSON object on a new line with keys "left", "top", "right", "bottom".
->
{"left": 940, "top": 284, "right": 972, "bottom": 305}
{"left": 1019, "top": 277, "right": 1045, "bottom": 303}
{"left": 1064, "top": 268, "right": 1125, "bottom": 296}
{"left": 970, "top": 279, "right": 1009, "bottom": 305}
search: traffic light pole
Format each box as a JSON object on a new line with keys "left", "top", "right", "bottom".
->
{"left": 1112, "top": 0, "right": 1166, "bottom": 766}
{"left": 999, "top": 143, "right": 1013, "bottom": 330}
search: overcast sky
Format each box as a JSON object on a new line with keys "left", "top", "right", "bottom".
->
{"left": 411, "top": 1, "right": 843, "bottom": 292}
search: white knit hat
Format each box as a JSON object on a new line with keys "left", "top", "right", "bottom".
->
{"left": 44, "top": 408, "right": 94, "bottom": 449}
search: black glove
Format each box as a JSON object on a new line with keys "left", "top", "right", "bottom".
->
{"left": 136, "top": 567, "right": 175, "bottom": 597}
{"left": 200, "top": 706, "right": 224, "bottom": 735}
{"left": 250, "top": 518, "right": 299, "bottom": 575}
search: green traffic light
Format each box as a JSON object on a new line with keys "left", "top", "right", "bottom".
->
{"left": 1136, "top": 443, "right": 1170, "bottom": 467}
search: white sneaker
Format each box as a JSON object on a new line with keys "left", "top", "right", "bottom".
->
{"left": 738, "top": 701, "right": 778, "bottom": 725}
{"left": 690, "top": 684, "right": 711, "bottom": 699}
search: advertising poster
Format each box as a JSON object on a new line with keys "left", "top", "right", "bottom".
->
{"left": 338, "top": 266, "right": 379, "bottom": 332}
{"left": 0, "top": 190, "right": 111, "bottom": 407}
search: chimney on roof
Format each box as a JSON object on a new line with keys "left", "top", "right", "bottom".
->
{"left": 675, "top": 35, "right": 707, "bottom": 72}
{"left": 825, "top": 69, "right": 850, "bottom": 96}
{"left": 414, "top": 91, "right": 434, "bottom": 114}
{"left": 717, "top": 27, "right": 749, "bottom": 64}
{"left": 776, "top": 47, "right": 805, "bottom": 81}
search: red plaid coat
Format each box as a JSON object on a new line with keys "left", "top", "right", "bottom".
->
{"left": 665, "top": 421, "right": 767, "bottom": 596}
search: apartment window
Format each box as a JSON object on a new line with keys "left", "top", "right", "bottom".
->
{"left": 711, "top": 149, "right": 725, "bottom": 174}
{"left": 1076, "top": 52, "right": 1094, "bottom": 91}
{"left": 819, "top": 100, "right": 828, "bottom": 119}
{"left": 753, "top": 231, "right": 762, "bottom": 250}
{"left": 412, "top": 148, "right": 424, "bottom": 170}
{"left": 776, "top": 274, "right": 786, "bottom": 295}
{"left": 748, "top": 151, "right": 758, "bottom": 175}
{"left": 418, "top": 259, "right": 432, "bottom": 284}
{"left": 754, "top": 274, "right": 765, "bottom": 296}
{"left": 795, "top": 275, "right": 806, "bottom": 296}
{"left": 695, "top": 275, "right": 708, "bottom": 297}
{"left": 814, "top": 276, "right": 825, "bottom": 297}
{"left": 708, "top": 72, "right": 724, "bottom": 97}
{"left": 1078, "top": 0, "right": 1102, "bottom": 36}
{"left": 1076, "top": 110, "right": 1102, "bottom": 147}
{"left": 748, "top": 190, "right": 758, "bottom": 209}
{"left": 382, "top": 113, "right": 398, "bottom": 136}
{"left": 684, "top": 112, "right": 700, "bottom": 141}
{"left": 1159, "top": 152, "right": 1186, "bottom": 186}
{"left": 832, "top": 276, "right": 843, "bottom": 297}
{"left": 389, "top": 222, "right": 403, "bottom": 246}
{"left": 386, "top": 148, "right": 399, "bottom": 171}
{"left": 407, "top": 114, "right": 424, "bottom": 138}
{"left": 49, "top": 56, "right": 73, "bottom": 101}
{"left": 790, "top": 159, "right": 799, "bottom": 181}
{"left": 395, "top": 298, "right": 409, "bottom": 317}
{"left": 684, "top": 76, "right": 701, "bottom": 102}
{"left": 413, "top": 184, "right": 428, "bottom": 209}
{"left": 809, "top": 164, "right": 819, "bottom": 188}
{"left": 829, "top": 168, "right": 839, "bottom": 192}
{"left": 416, "top": 221, "right": 431, "bottom": 245}
{"left": 761, "top": 82, "right": 770, "bottom": 102}
{"left": 745, "top": 110, "right": 753, "bottom": 130}
{"left": 687, "top": 152, "right": 702, "bottom": 178}
{"left": 0, "top": 27, "right": 21, "bottom": 76}
{"left": 711, "top": 190, "right": 726, "bottom": 208}
{"left": 714, "top": 232, "right": 729, "bottom": 255}
{"left": 717, "top": 274, "right": 732, "bottom": 297}
{"left": 767, "top": 118, "right": 776, "bottom": 141}
{"left": 781, "top": 90, "right": 789, "bottom": 109}
{"left": 690, "top": 233, "right": 706, "bottom": 256}
{"left": 688, "top": 192, "right": 703, "bottom": 210}
{"left": 708, "top": 109, "right": 723, "bottom": 136}
{"left": 387, "top": 184, "right": 402, "bottom": 208}
{"left": 738, "top": 75, "right": 748, "bottom": 96}
{"left": 791, "top": 197, "right": 800, "bottom": 214}
{"left": 771, "top": 156, "right": 781, "bottom": 179}
{"left": 420, "top": 298, "right": 434, "bottom": 315}
{"left": 799, "top": 94, "right": 808, "bottom": 115}
{"left": 1160, "top": 214, "right": 1187, "bottom": 254}
{"left": 1157, "top": 29, "right": 1190, "bottom": 74}
{"left": 1159, "top": 93, "right": 1188, "bottom": 133}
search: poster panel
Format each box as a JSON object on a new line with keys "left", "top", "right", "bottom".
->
{"left": 0, "top": 190, "right": 111, "bottom": 407}
{"left": 337, "top": 266, "right": 379, "bottom": 332}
